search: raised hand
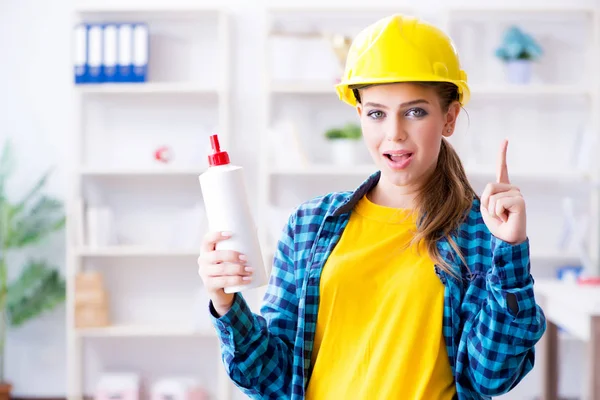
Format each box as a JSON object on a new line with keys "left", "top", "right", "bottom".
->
{"left": 480, "top": 139, "right": 527, "bottom": 245}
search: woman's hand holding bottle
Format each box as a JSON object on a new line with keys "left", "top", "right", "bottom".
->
{"left": 197, "top": 231, "right": 253, "bottom": 317}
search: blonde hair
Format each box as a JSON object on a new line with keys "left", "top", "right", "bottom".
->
{"left": 353, "top": 82, "right": 477, "bottom": 278}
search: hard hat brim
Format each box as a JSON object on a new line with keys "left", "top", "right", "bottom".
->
{"left": 335, "top": 75, "right": 470, "bottom": 108}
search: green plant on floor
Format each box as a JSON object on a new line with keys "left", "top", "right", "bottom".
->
{"left": 0, "top": 139, "right": 66, "bottom": 383}
{"left": 324, "top": 122, "right": 362, "bottom": 140}
{"left": 495, "top": 25, "right": 543, "bottom": 62}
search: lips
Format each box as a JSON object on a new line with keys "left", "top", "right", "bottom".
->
{"left": 383, "top": 150, "right": 414, "bottom": 170}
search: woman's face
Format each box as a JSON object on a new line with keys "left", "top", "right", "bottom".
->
{"left": 357, "top": 82, "right": 460, "bottom": 191}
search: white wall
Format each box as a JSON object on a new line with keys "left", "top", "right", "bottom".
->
{"left": 0, "top": 0, "right": 594, "bottom": 398}
{"left": 0, "top": 0, "right": 72, "bottom": 396}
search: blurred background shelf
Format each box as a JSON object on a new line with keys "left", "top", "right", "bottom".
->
{"left": 470, "top": 84, "right": 592, "bottom": 96}
{"left": 68, "top": 4, "right": 233, "bottom": 400}
{"left": 269, "top": 164, "right": 376, "bottom": 176}
{"left": 267, "top": 164, "right": 588, "bottom": 183}
{"left": 74, "top": 2, "right": 225, "bottom": 16}
{"left": 447, "top": 5, "right": 597, "bottom": 13}
{"left": 270, "top": 82, "right": 337, "bottom": 94}
{"left": 80, "top": 167, "right": 205, "bottom": 178}
{"left": 76, "top": 325, "right": 215, "bottom": 338}
{"left": 530, "top": 249, "right": 581, "bottom": 261}
{"left": 76, "top": 82, "right": 221, "bottom": 95}
{"left": 76, "top": 246, "right": 198, "bottom": 258}
{"left": 269, "top": 82, "right": 591, "bottom": 96}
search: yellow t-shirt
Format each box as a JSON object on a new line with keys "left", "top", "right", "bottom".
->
{"left": 305, "top": 194, "right": 456, "bottom": 400}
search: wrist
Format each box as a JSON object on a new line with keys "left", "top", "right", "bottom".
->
{"left": 509, "top": 235, "right": 528, "bottom": 246}
{"left": 492, "top": 234, "right": 528, "bottom": 246}
{"left": 212, "top": 295, "right": 235, "bottom": 317}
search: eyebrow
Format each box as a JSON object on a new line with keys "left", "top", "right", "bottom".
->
{"left": 364, "top": 99, "right": 430, "bottom": 109}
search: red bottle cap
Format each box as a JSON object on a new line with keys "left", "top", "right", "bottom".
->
{"left": 208, "top": 134, "right": 230, "bottom": 166}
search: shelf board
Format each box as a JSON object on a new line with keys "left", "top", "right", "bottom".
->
{"left": 267, "top": 6, "right": 413, "bottom": 13}
{"left": 268, "top": 165, "right": 587, "bottom": 183}
{"left": 74, "top": 2, "right": 224, "bottom": 14}
{"left": 80, "top": 167, "right": 205, "bottom": 178}
{"left": 76, "top": 82, "right": 220, "bottom": 95}
{"left": 530, "top": 250, "right": 580, "bottom": 262}
{"left": 77, "top": 324, "right": 215, "bottom": 338}
{"left": 269, "top": 82, "right": 590, "bottom": 97}
{"left": 270, "top": 82, "right": 336, "bottom": 94}
{"left": 466, "top": 168, "right": 588, "bottom": 183}
{"left": 447, "top": 5, "right": 596, "bottom": 14}
{"left": 471, "top": 84, "right": 590, "bottom": 96}
{"left": 77, "top": 246, "right": 198, "bottom": 258}
{"left": 269, "top": 164, "right": 377, "bottom": 176}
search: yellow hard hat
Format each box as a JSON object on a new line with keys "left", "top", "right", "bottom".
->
{"left": 335, "top": 14, "right": 470, "bottom": 107}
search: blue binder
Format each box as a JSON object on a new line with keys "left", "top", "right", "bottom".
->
{"left": 102, "top": 24, "right": 118, "bottom": 83}
{"left": 73, "top": 24, "right": 88, "bottom": 84}
{"left": 117, "top": 23, "right": 134, "bottom": 82}
{"left": 87, "top": 23, "right": 103, "bottom": 83}
{"left": 132, "top": 23, "right": 149, "bottom": 83}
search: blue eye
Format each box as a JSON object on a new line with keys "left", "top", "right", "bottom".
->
{"left": 367, "top": 110, "right": 385, "bottom": 120}
{"left": 406, "top": 108, "right": 428, "bottom": 118}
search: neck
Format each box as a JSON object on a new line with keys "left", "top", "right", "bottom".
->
{"left": 369, "top": 157, "right": 439, "bottom": 208}
{"left": 368, "top": 177, "right": 419, "bottom": 209}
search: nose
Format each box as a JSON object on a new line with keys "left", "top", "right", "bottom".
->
{"left": 386, "top": 116, "right": 407, "bottom": 142}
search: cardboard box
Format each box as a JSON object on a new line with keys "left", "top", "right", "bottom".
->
{"left": 76, "top": 271, "right": 104, "bottom": 292}
{"left": 75, "top": 304, "right": 110, "bottom": 328}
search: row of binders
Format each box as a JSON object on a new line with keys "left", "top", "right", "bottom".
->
{"left": 74, "top": 23, "right": 149, "bottom": 84}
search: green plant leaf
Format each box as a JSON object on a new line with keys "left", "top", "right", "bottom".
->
{"left": 7, "top": 259, "right": 66, "bottom": 327}
{"left": 5, "top": 195, "right": 65, "bottom": 249}
{"left": 324, "top": 123, "right": 362, "bottom": 140}
{"left": 0, "top": 139, "right": 15, "bottom": 203}
{"left": 325, "top": 127, "right": 345, "bottom": 139}
{"left": 10, "top": 169, "right": 52, "bottom": 220}
{"left": 343, "top": 123, "right": 362, "bottom": 139}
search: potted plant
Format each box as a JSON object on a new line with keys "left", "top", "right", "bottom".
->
{"left": 0, "top": 140, "right": 66, "bottom": 398}
{"left": 495, "top": 25, "right": 543, "bottom": 84}
{"left": 324, "top": 123, "right": 362, "bottom": 166}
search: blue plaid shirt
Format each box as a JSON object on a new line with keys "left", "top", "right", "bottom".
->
{"left": 210, "top": 171, "right": 546, "bottom": 399}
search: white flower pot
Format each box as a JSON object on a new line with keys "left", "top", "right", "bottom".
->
{"left": 506, "top": 60, "right": 533, "bottom": 84}
{"left": 330, "top": 139, "right": 359, "bottom": 166}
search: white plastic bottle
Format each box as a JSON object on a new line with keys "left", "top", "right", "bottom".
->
{"left": 199, "top": 134, "right": 267, "bottom": 293}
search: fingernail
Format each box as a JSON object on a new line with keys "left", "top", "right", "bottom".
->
{"left": 239, "top": 254, "right": 247, "bottom": 261}
{"left": 221, "top": 231, "right": 232, "bottom": 237}
{"left": 244, "top": 266, "right": 253, "bottom": 272}
{"left": 242, "top": 276, "right": 252, "bottom": 281}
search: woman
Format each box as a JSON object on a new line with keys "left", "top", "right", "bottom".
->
{"left": 198, "top": 14, "right": 546, "bottom": 400}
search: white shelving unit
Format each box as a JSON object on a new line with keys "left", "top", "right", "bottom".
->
{"left": 441, "top": 5, "right": 600, "bottom": 279}
{"left": 67, "top": 3, "right": 234, "bottom": 400}
{"left": 259, "top": 4, "right": 600, "bottom": 280}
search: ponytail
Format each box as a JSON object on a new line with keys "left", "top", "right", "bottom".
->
{"left": 412, "top": 138, "right": 477, "bottom": 278}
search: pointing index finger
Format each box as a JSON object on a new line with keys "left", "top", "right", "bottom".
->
{"left": 497, "top": 139, "right": 510, "bottom": 184}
